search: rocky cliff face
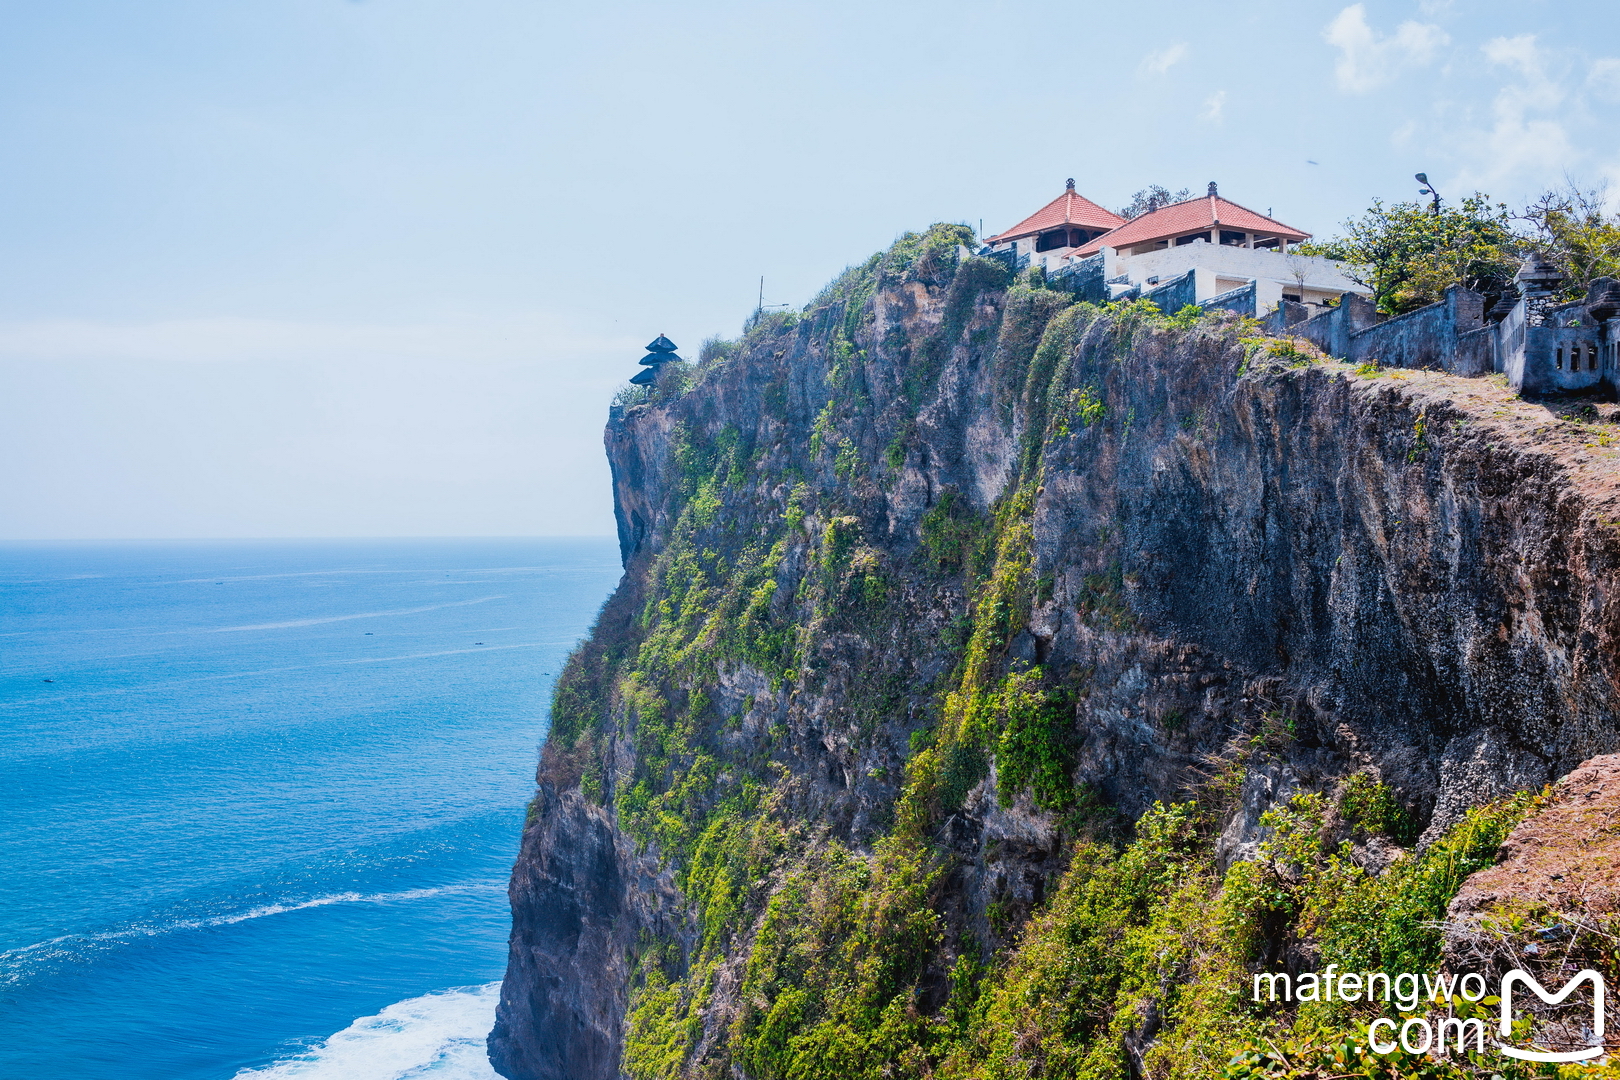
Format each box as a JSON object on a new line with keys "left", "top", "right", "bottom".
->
{"left": 491, "top": 228, "right": 1620, "bottom": 1080}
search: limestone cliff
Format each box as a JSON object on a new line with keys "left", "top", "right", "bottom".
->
{"left": 491, "top": 227, "right": 1620, "bottom": 1080}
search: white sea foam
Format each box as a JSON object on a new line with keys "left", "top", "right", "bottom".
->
{"left": 0, "top": 884, "right": 503, "bottom": 987}
{"left": 176, "top": 884, "right": 498, "bottom": 929}
{"left": 231, "top": 983, "right": 503, "bottom": 1079}
{"left": 209, "top": 596, "right": 504, "bottom": 632}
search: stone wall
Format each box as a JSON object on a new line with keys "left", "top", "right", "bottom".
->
{"left": 1522, "top": 324, "right": 1607, "bottom": 397}
{"left": 1455, "top": 325, "right": 1496, "bottom": 377}
{"left": 1348, "top": 286, "right": 1485, "bottom": 373}
{"left": 1049, "top": 251, "right": 1108, "bottom": 304}
{"left": 1279, "top": 279, "right": 1619, "bottom": 399}
{"left": 1143, "top": 268, "right": 1197, "bottom": 314}
{"left": 1201, "top": 279, "right": 1258, "bottom": 317}
{"left": 1285, "top": 285, "right": 1486, "bottom": 374}
{"left": 1289, "top": 291, "right": 1381, "bottom": 359}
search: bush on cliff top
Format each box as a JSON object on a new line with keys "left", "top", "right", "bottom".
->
{"left": 1302, "top": 179, "right": 1620, "bottom": 315}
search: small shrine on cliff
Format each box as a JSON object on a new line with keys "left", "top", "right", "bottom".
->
{"left": 628, "top": 335, "right": 680, "bottom": 386}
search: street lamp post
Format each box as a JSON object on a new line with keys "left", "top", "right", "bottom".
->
{"left": 1415, "top": 173, "right": 1441, "bottom": 215}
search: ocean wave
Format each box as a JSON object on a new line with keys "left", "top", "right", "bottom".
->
{"left": 0, "top": 641, "right": 566, "bottom": 712}
{"left": 208, "top": 596, "right": 504, "bottom": 633}
{"left": 0, "top": 884, "right": 503, "bottom": 987}
{"left": 230, "top": 984, "right": 502, "bottom": 1080}
{"left": 335, "top": 643, "right": 543, "bottom": 664}
{"left": 174, "top": 884, "right": 500, "bottom": 929}
{"left": 173, "top": 570, "right": 415, "bottom": 584}
{"left": 171, "top": 564, "right": 560, "bottom": 585}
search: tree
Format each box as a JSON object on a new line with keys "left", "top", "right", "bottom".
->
{"left": 1519, "top": 183, "right": 1620, "bottom": 300}
{"left": 1283, "top": 250, "right": 1313, "bottom": 298}
{"left": 1300, "top": 195, "right": 1521, "bottom": 316}
{"left": 1117, "top": 185, "right": 1191, "bottom": 220}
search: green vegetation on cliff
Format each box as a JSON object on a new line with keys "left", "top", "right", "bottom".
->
{"left": 536, "top": 225, "right": 1620, "bottom": 1080}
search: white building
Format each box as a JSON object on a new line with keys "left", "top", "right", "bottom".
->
{"left": 985, "top": 182, "right": 1371, "bottom": 316}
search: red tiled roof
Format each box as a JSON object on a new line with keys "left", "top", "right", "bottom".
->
{"left": 986, "top": 185, "right": 1125, "bottom": 243}
{"left": 1073, "top": 194, "right": 1309, "bottom": 256}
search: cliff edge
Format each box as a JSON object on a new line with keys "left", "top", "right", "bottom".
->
{"left": 492, "top": 227, "right": 1620, "bottom": 1079}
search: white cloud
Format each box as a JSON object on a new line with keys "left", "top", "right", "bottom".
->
{"left": 1589, "top": 57, "right": 1620, "bottom": 100}
{"left": 1140, "top": 43, "right": 1188, "bottom": 75}
{"left": 1401, "top": 30, "right": 1620, "bottom": 200}
{"left": 0, "top": 313, "right": 630, "bottom": 373}
{"left": 1323, "top": 4, "right": 1449, "bottom": 93}
{"left": 1483, "top": 35, "right": 1562, "bottom": 108}
{"left": 0, "top": 311, "right": 633, "bottom": 538}
{"left": 1601, "top": 163, "right": 1620, "bottom": 215}
{"left": 1202, "top": 90, "right": 1226, "bottom": 123}
{"left": 1462, "top": 35, "right": 1574, "bottom": 188}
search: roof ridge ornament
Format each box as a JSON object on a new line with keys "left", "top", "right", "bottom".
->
{"left": 1586, "top": 278, "right": 1620, "bottom": 322}
{"left": 1066, "top": 178, "right": 1075, "bottom": 191}
{"left": 1515, "top": 254, "right": 1563, "bottom": 293}
{"left": 983, "top": 183, "right": 1126, "bottom": 243}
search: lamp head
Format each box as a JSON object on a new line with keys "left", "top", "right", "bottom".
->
{"left": 1415, "top": 172, "right": 1429, "bottom": 185}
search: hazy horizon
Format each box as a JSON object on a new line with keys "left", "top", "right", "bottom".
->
{"left": 0, "top": 534, "right": 618, "bottom": 542}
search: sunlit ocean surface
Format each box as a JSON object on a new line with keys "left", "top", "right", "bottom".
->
{"left": 0, "top": 539, "right": 620, "bottom": 1079}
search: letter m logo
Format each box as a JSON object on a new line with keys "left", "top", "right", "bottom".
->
{"left": 1498, "top": 968, "right": 1606, "bottom": 1063}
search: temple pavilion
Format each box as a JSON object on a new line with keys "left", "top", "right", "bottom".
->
{"left": 1071, "top": 184, "right": 1308, "bottom": 256}
{"left": 982, "top": 179, "right": 1125, "bottom": 265}
{"left": 984, "top": 181, "right": 1368, "bottom": 315}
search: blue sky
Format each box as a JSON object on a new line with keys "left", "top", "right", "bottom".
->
{"left": 1, "top": 0, "right": 1616, "bottom": 538}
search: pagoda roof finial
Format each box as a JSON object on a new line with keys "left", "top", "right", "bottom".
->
{"left": 1515, "top": 253, "right": 1563, "bottom": 294}
{"left": 983, "top": 183, "right": 1125, "bottom": 244}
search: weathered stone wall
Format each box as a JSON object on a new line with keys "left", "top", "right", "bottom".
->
{"left": 1523, "top": 324, "right": 1607, "bottom": 396}
{"left": 1347, "top": 285, "right": 1484, "bottom": 371}
{"left": 1286, "top": 281, "right": 1620, "bottom": 398}
{"left": 1049, "top": 251, "right": 1108, "bottom": 304}
{"left": 1290, "top": 286, "right": 1487, "bottom": 374}
{"left": 1291, "top": 291, "right": 1381, "bottom": 358}
{"left": 1202, "top": 279, "right": 1258, "bottom": 317}
{"left": 1144, "top": 268, "right": 1197, "bottom": 314}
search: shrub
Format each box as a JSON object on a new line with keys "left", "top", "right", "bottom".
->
{"left": 1338, "top": 771, "right": 1416, "bottom": 844}
{"left": 992, "top": 668, "right": 1077, "bottom": 811}
{"left": 1301, "top": 195, "right": 1521, "bottom": 316}
{"left": 919, "top": 488, "right": 992, "bottom": 576}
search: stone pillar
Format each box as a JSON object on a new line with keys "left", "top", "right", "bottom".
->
{"left": 1515, "top": 254, "right": 1564, "bottom": 327}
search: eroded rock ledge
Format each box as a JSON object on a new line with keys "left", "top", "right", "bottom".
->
{"left": 492, "top": 234, "right": 1620, "bottom": 1080}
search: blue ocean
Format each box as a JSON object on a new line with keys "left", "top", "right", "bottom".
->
{"left": 0, "top": 539, "right": 621, "bottom": 1080}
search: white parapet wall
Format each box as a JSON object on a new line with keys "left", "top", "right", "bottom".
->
{"left": 1094, "top": 241, "right": 1368, "bottom": 313}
